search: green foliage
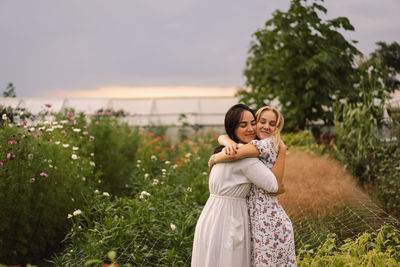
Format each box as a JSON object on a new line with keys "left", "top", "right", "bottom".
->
{"left": 238, "top": 0, "right": 360, "bottom": 130}
{"left": 2, "top": 83, "right": 16, "bottom": 98}
{"left": 52, "top": 132, "right": 216, "bottom": 266}
{"left": 369, "top": 41, "right": 400, "bottom": 93}
{"left": 297, "top": 224, "right": 400, "bottom": 266}
{"left": 88, "top": 115, "right": 140, "bottom": 196}
{"left": 0, "top": 119, "right": 96, "bottom": 264}
{"left": 282, "top": 130, "right": 331, "bottom": 155}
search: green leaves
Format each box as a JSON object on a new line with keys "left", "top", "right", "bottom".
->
{"left": 240, "top": 0, "right": 360, "bottom": 129}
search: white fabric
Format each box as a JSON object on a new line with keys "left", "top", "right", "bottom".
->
{"left": 191, "top": 158, "right": 278, "bottom": 267}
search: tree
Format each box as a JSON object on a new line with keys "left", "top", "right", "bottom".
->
{"left": 3, "top": 83, "right": 16, "bottom": 98}
{"left": 369, "top": 41, "right": 400, "bottom": 93}
{"left": 237, "top": 0, "right": 360, "bottom": 130}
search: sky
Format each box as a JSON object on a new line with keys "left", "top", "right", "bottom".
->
{"left": 0, "top": 0, "right": 399, "bottom": 98}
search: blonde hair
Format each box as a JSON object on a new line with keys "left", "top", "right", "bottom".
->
{"left": 255, "top": 106, "right": 284, "bottom": 152}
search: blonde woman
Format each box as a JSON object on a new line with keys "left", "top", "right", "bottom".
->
{"left": 211, "top": 106, "right": 296, "bottom": 266}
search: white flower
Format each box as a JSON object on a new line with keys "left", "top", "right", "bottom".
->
{"left": 46, "top": 128, "right": 54, "bottom": 132}
{"left": 73, "top": 146, "right": 79, "bottom": 151}
{"left": 187, "top": 187, "right": 192, "bottom": 192}
{"left": 152, "top": 179, "right": 159, "bottom": 185}
{"left": 90, "top": 153, "right": 94, "bottom": 156}
{"left": 172, "top": 164, "right": 178, "bottom": 169}
{"left": 82, "top": 177, "right": 86, "bottom": 181}
{"left": 137, "top": 160, "right": 141, "bottom": 164}
{"left": 2, "top": 114, "right": 8, "bottom": 120}
{"left": 29, "top": 127, "right": 35, "bottom": 132}
{"left": 55, "top": 141, "right": 60, "bottom": 145}
{"left": 90, "top": 161, "right": 95, "bottom": 167}
{"left": 151, "top": 155, "right": 157, "bottom": 161}
{"left": 73, "top": 128, "right": 81, "bottom": 132}
{"left": 202, "top": 172, "right": 208, "bottom": 176}
{"left": 144, "top": 173, "right": 149, "bottom": 179}
{"left": 38, "top": 127, "right": 45, "bottom": 131}
{"left": 165, "top": 161, "right": 171, "bottom": 165}
{"left": 63, "top": 144, "right": 70, "bottom": 148}
{"left": 73, "top": 209, "right": 82, "bottom": 216}
{"left": 71, "top": 154, "right": 78, "bottom": 160}
{"left": 136, "top": 164, "right": 140, "bottom": 168}
{"left": 67, "top": 214, "right": 73, "bottom": 219}
{"left": 139, "top": 191, "right": 151, "bottom": 199}
{"left": 185, "top": 153, "right": 192, "bottom": 158}
{"left": 19, "top": 111, "right": 24, "bottom": 116}
{"left": 103, "top": 192, "right": 110, "bottom": 197}
{"left": 170, "top": 223, "right": 176, "bottom": 231}
{"left": 60, "top": 120, "right": 68, "bottom": 124}
{"left": 161, "top": 169, "right": 167, "bottom": 173}
{"left": 49, "top": 164, "right": 53, "bottom": 168}
{"left": 28, "top": 154, "right": 34, "bottom": 160}
{"left": 95, "top": 189, "right": 100, "bottom": 194}
{"left": 71, "top": 198, "right": 75, "bottom": 202}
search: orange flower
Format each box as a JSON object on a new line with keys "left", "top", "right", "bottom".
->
{"left": 148, "top": 132, "right": 154, "bottom": 137}
{"left": 155, "top": 146, "right": 160, "bottom": 150}
{"left": 152, "top": 137, "right": 161, "bottom": 143}
{"left": 176, "top": 160, "right": 182, "bottom": 166}
{"left": 159, "top": 153, "right": 165, "bottom": 160}
{"left": 181, "top": 157, "right": 186, "bottom": 162}
{"left": 165, "top": 147, "right": 171, "bottom": 151}
{"left": 147, "top": 141, "right": 152, "bottom": 146}
{"left": 149, "top": 151, "right": 154, "bottom": 155}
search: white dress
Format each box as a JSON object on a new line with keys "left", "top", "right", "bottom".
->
{"left": 191, "top": 158, "right": 279, "bottom": 267}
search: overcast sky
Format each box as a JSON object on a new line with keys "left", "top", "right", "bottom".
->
{"left": 0, "top": 0, "right": 399, "bottom": 98}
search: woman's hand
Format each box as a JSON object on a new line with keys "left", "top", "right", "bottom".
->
{"left": 223, "top": 141, "right": 238, "bottom": 158}
{"left": 208, "top": 154, "right": 216, "bottom": 170}
{"left": 278, "top": 139, "right": 288, "bottom": 152}
{"left": 269, "top": 183, "right": 286, "bottom": 196}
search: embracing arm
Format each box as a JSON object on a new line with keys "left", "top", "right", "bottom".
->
{"left": 218, "top": 134, "right": 238, "bottom": 156}
{"left": 269, "top": 141, "right": 286, "bottom": 195}
{"left": 244, "top": 161, "right": 278, "bottom": 193}
{"left": 211, "top": 144, "right": 260, "bottom": 165}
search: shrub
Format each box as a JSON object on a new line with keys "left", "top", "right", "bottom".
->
{"left": 0, "top": 120, "right": 96, "bottom": 264}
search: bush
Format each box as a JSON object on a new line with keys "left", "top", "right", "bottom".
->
{"left": 0, "top": 119, "right": 96, "bottom": 264}
{"left": 297, "top": 224, "right": 400, "bottom": 266}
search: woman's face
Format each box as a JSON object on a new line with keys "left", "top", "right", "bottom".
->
{"left": 234, "top": 110, "right": 256, "bottom": 143}
{"left": 256, "top": 110, "right": 277, "bottom": 139}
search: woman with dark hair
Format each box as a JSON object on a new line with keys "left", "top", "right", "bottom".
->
{"left": 191, "top": 104, "right": 284, "bottom": 267}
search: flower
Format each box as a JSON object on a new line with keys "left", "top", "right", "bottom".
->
{"left": 90, "top": 136, "right": 95, "bottom": 140}
{"left": 185, "top": 153, "right": 192, "bottom": 158}
{"left": 83, "top": 125, "right": 87, "bottom": 129}
{"left": 55, "top": 141, "right": 60, "bottom": 145}
{"left": 0, "top": 161, "right": 3, "bottom": 166}
{"left": 2, "top": 114, "right": 8, "bottom": 120}
{"left": 34, "top": 132, "right": 42, "bottom": 137}
{"left": 152, "top": 179, "right": 159, "bottom": 185}
{"left": 137, "top": 160, "right": 141, "bottom": 164}
{"left": 103, "top": 192, "right": 110, "bottom": 197}
{"left": 90, "top": 153, "right": 94, "bottom": 156}
{"left": 60, "top": 120, "right": 68, "bottom": 124}
{"left": 170, "top": 223, "right": 176, "bottom": 231}
{"left": 95, "top": 189, "right": 100, "bottom": 194}
{"left": 67, "top": 112, "right": 74, "bottom": 118}
{"left": 83, "top": 131, "right": 88, "bottom": 135}
{"left": 187, "top": 187, "right": 192, "bottom": 192}
{"left": 30, "top": 178, "right": 35, "bottom": 183}
{"left": 72, "top": 146, "right": 79, "bottom": 151}
{"left": 165, "top": 161, "right": 171, "bottom": 165}
{"left": 144, "top": 173, "right": 149, "bottom": 179}
{"left": 151, "top": 155, "right": 157, "bottom": 161}
{"left": 46, "top": 128, "right": 54, "bottom": 132}
{"left": 9, "top": 140, "right": 18, "bottom": 145}
{"left": 71, "top": 154, "right": 78, "bottom": 160}
{"left": 45, "top": 104, "right": 52, "bottom": 108}
{"left": 40, "top": 172, "right": 48, "bottom": 178}
{"left": 73, "top": 128, "right": 81, "bottom": 132}
{"left": 28, "top": 154, "right": 34, "bottom": 160}
{"left": 67, "top": 214, "right": 73, "bottom": 219}
{"left": 139, "top": 191, "right": 151, "bottom": 199}
{"left": 60, "top": 130, "right": 67, "bottom": 135}
{"left": 90, "top": 161, "right": 95, "bottom": 167}
{"left": 6, "top": 153, "right": 15, "bottom": 159}
{"left": 62, "top": 144, "right": 69, "bottom": 148}
{"left": 73, "top": 209, "right": 82, "bottom": 216}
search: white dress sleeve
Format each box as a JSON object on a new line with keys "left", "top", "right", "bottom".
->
{"left": 242, "top": 160, "right": 278, "bottom": 193}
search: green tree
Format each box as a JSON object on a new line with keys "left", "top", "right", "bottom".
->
{"left": 3, "top": 83, "right": 16, "bottom": 98}
{"left": 369, "top": 41, "right": 400, "bottom": 93}
{"left": 238, "top": 0, "right": 360, "bottom": 130}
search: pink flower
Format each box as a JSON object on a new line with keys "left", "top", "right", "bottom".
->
{"left": 0, "top": 161, "right": 3, "bottom": 166}
{"left": 30, "top": 178, "right": 36, "bottom": 183}
{"left": 40, "top": 172, "right": 48, "bottom": 178}
{"left": 60, "top": 130, "right": 66, "bottom": 135}
{"left": 67, "top": 112, "right": 74, "bottom": 117}
{"left": 83, "top": 131, "right": 88, "bottom": 135}
{"left": 90, "top": 136, "right": 95, "bottom": 140}
{"left": 45, "top": 104, "right": 52, "bottom": 108}
{"left": 9, "top": 140, "right": 18, "bottom": 145}
{"left": 69, "top": 118, "right": 75, "bottom": 121}
{"left": 48, "top": 138, "right": 53, "bottom": 142}
{"left": 83, "top": 125, "right": 87, "bottom": 129}
{"left": 6, "top": 153, "right": 15, "bottom": 159}
{"left": 34, "top": 132, "right": 42, "bottom": 137}
{"left": 22, "top": 121, "right": 28, "bottom": 127}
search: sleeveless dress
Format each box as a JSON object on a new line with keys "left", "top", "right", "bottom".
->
{"left": 247, "top": 138, "right": 297, "bottom": 266}
{"left": 191, "top": 158, "right": 279, "bottom": 267}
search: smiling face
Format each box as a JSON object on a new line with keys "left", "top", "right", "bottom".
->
{"left": 234, "top": 110, "right": 256, "bottom": 143}
{"left": 256, "top": 110, "right": 277, "bottom": 139}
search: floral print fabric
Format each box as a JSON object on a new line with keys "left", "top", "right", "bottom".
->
{"left": 248, "top": 138, "right": 297, "bottom": 266}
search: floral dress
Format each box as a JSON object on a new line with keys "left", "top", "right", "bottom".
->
{"left": 247, "top": 138, "right": 297, "bottom": 266}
